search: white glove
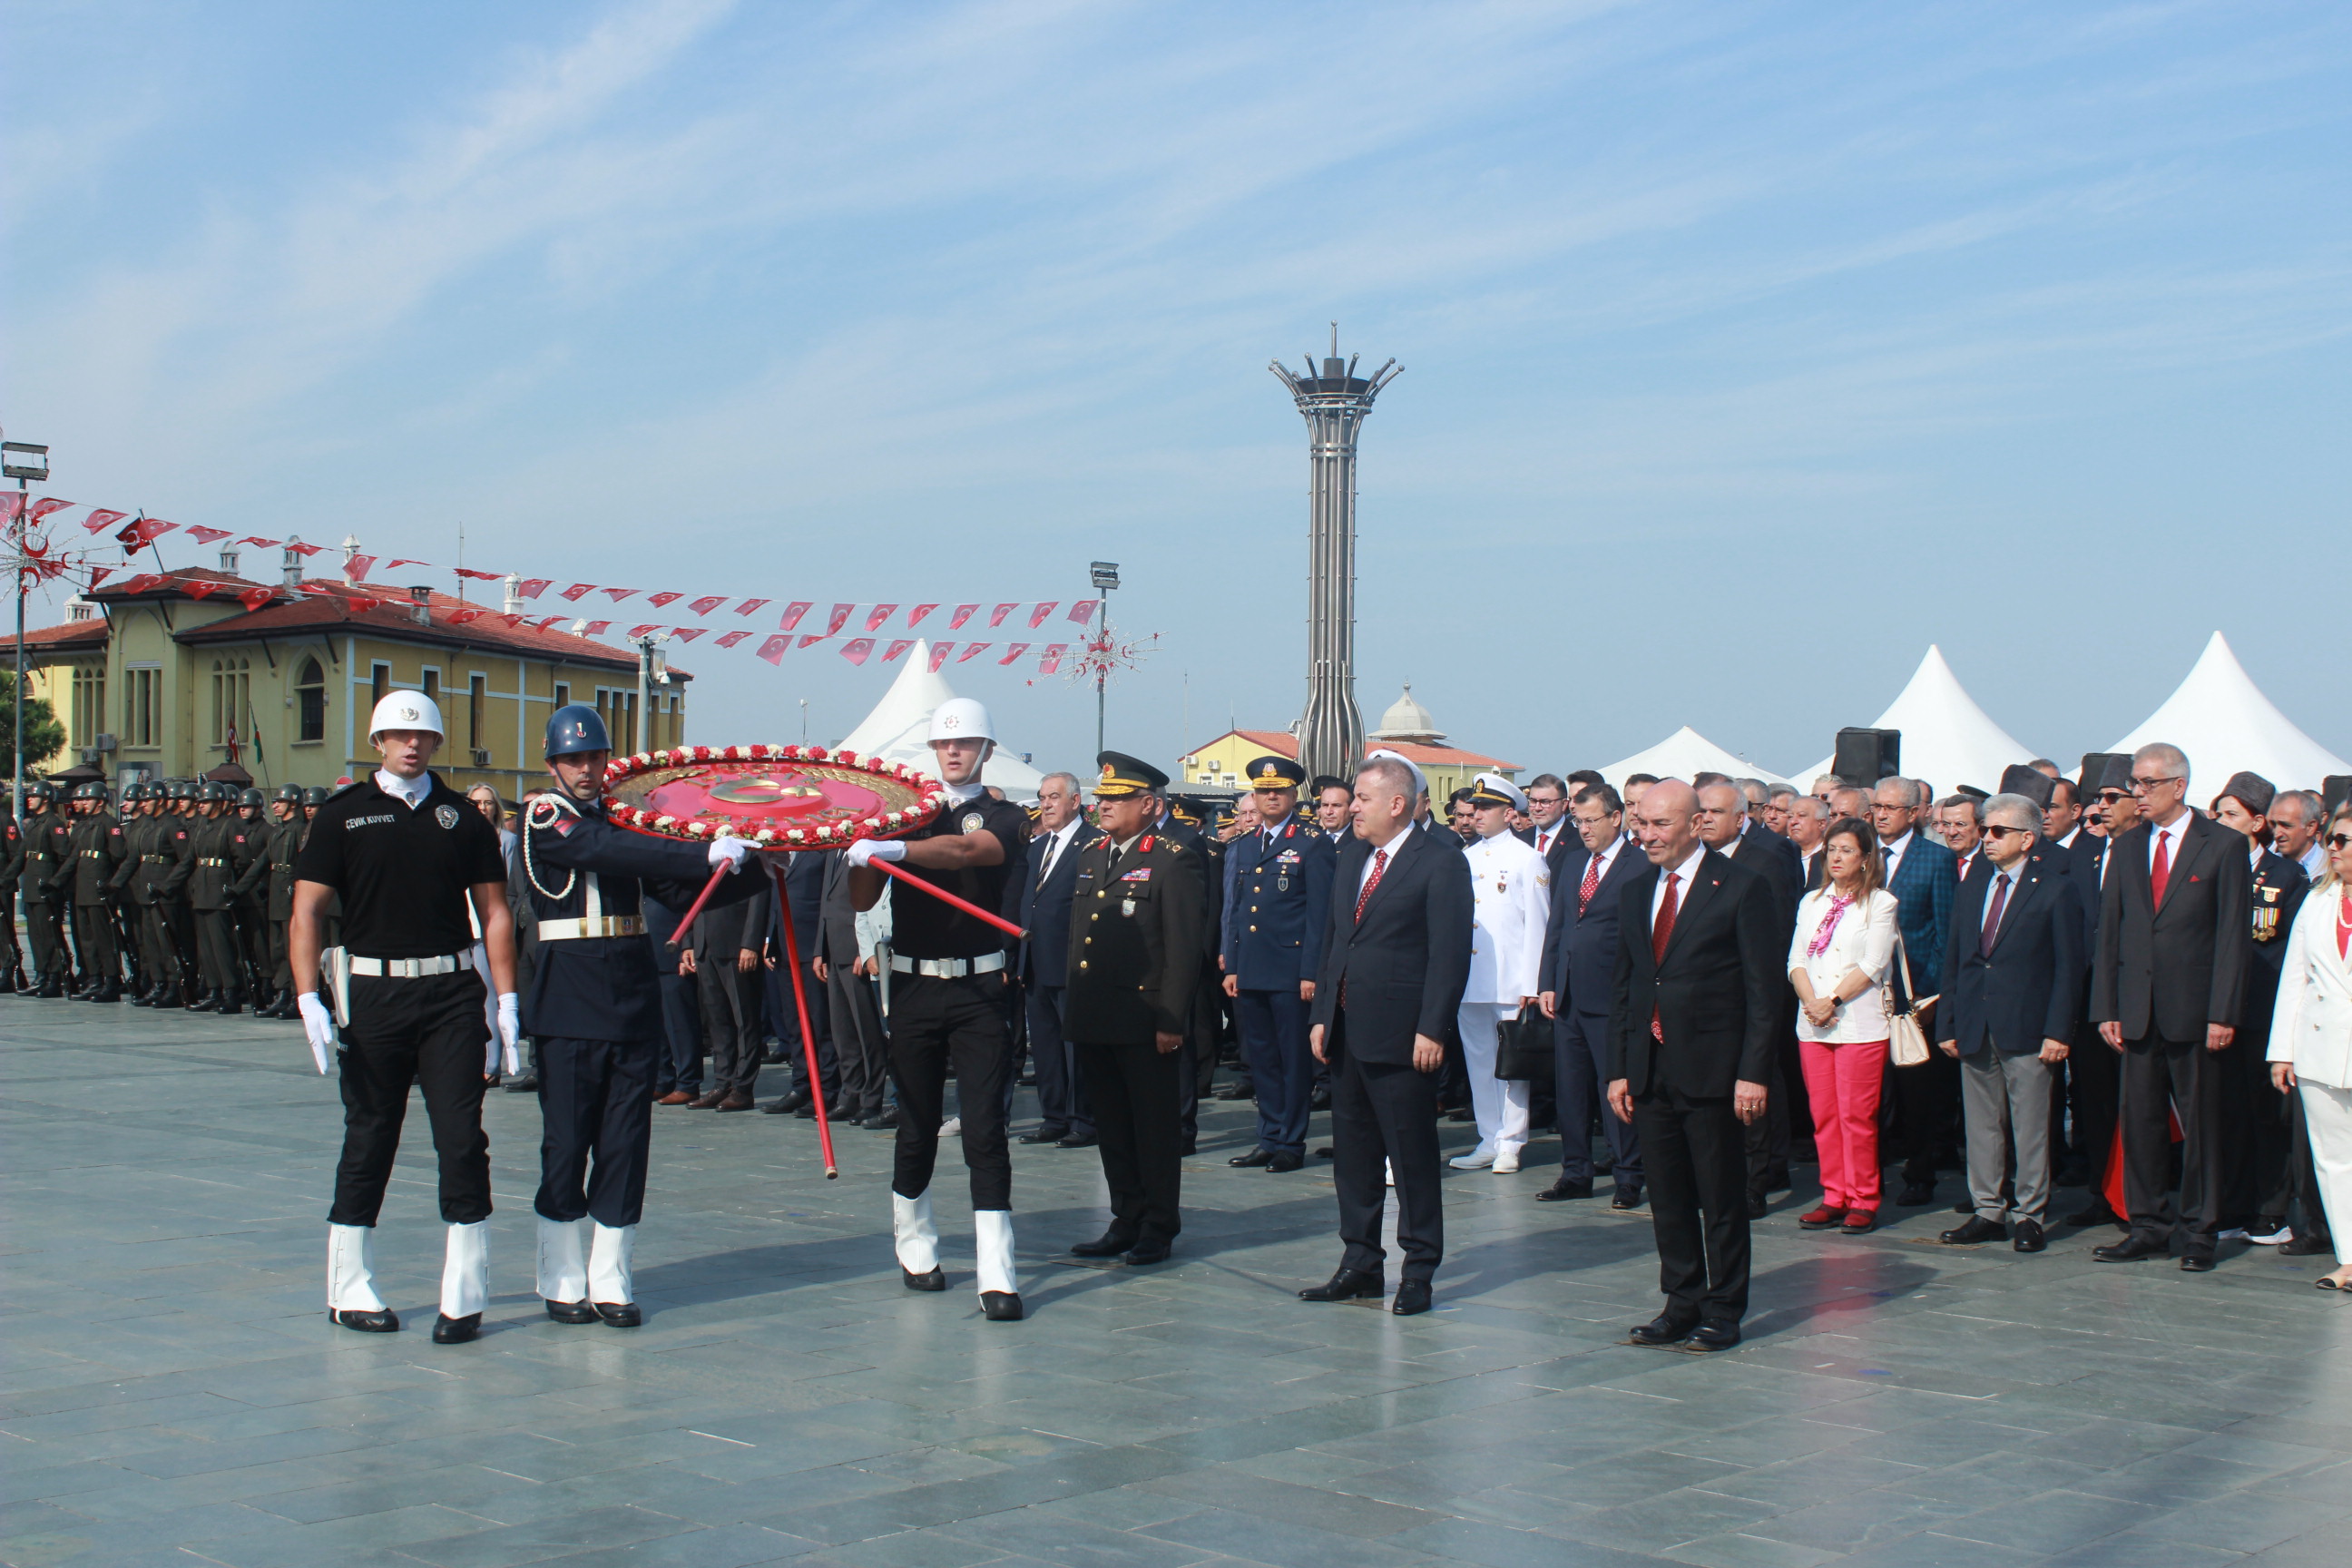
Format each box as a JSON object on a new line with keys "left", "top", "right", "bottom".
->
{"left": 496, "top": 993, "right": 523, "bottom": 1077}
{"left": 843, "top": 838, "right": 906, "bottom": 869}
{"left": 297, "top": 992, "right": 338, "bottom": 1075}
{"left": 708, "top": 835, "right": 753, "bottom": 872}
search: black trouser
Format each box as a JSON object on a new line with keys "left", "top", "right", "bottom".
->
{"left": 1074, "top": 1040, "right": 1183, "bottom": 1246}
{"left": 72, "top": 900, "right": 118, "bottom": 983}
{"left": 134, "top": 902, "right": 176, "bottom": 986}
{"left": 535, "top": 1034, "right": 658, "bottom": 1229}
{"left": 2227, "top": 1013, "right": 2284, "bottom": 1226}
{"left": 768, "top": 955, "right": 837, "bottom": 1099}
{"left": 2119, "top": 1031, "right": 2224, "bottom": 1258}
{"left": 695, "top": 953, "right": 764, "bottom": 1097}
{"left": 162, "top": 901, "right": 200, "bottom": 994}
{"left": 195, "top": 906, "right": 240, "bottom": 993}
{"left": 828, "top": 962, "right": 889, "bottom": 1116}
{"left": 2070, "top": 1016, "right": 2121, "bottom": 1200}
{"left": 2269, "top": 1087, "right": 2328, "bottom": 1237}
{"left": 236, "top": 899, "right": 270, "bottom": 991}
{"left": 270, "top": 916, "right": 292, "bottom": 993}
{"left": 888, "top": 971, "right": 1014, "bottom": 1208}
{"left": 1025, "top": 983, "right": 1090, "bottom": 1138}
{"left": 1328, "top": 1009, "right": 1444, "bottom": 1282}
{"left": 1888, "top": 1045, "right": 1962, "bottom": 1181}
{"left": 642, "top": 900, "right": 703, "bottom": 1095}
{"left": 1555, "top": 1007, "right": 1641, "bottom": 1186}
{"left": 328, "top": 969, "right": 493, "bottom": 1226}
{"left": 24, "top": 897, "right": 66, "bottom": 979}
{"left": 1632, "top": 1085, "right": 1750, "bottom": 1326}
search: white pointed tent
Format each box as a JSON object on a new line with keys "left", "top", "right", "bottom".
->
{"left": 1599, "top": 727, "right": 1791, "bottom": 790}
{"left": 1791, "top": 645, "right": 2034, "bottom": 795}
{"left": 836, "top": 641, "right": 1046, "bottom": 797}
{"left": 2109, "top": 631, "right": 2347, "bottom": 792}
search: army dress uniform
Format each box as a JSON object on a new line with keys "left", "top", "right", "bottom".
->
{"left": 182, "top": 789, "right": 260, "bottom": 1012}
{"left": 1063, "top": 755, "right": 1205, "bottom": 1261}
{"left": 113, "top": 790, "right": 181, "bottom": 1005}
{"left": 260, "top": 787, "right": 306, "bottom": 1015}
{"left": 24, "top": 792, "right": 73, "bottom": 995}
{"left": 229, "top": 790, "right": 278, "bottom": 1006}
{"left": 1220, "top": 757, "right": 1336, "bottom": 1170}
{"left": 61, "top": 789, "right": 127, "bottom": 1000}
{"left": 0, "top": 812, "right": 24, "bottom": 993}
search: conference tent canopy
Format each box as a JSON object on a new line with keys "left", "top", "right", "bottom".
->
{"left": 836, "top": 640, "right": 1046, "bottom": 798}
{"left": 1790, "top": 644, "right": 2034, "bottom": 796}
{"left": 2109, "top": 631, "right": 2348, "bottom": 793}
{"left": 1599, "top": 727, "right": 1791, "bottom": 791}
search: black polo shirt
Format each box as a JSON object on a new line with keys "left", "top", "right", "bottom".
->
{"left": 889, "top": 791, "right": 1029, "bottom": 959}
{"left": 292, "top": 771, "right": 506, "bottom": 959}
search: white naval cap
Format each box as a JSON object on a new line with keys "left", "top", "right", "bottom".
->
{"left": 1366, "top": 748, "right": 1426, "bottom": 798}
{"left": 1469, "top": 773, "right": 1528, "bottom": 812}
{"left": 368, "top": 689, "right": 445, "bottom": 740}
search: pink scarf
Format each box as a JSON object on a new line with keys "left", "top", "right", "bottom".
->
{"left": 1806, "top": 895, "right": 1854, "bottom": 959}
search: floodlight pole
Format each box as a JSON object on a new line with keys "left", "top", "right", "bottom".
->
{"left": 1089, "top": 561, "right": 1119, "bottom": 755}
{"left": 3, "top": 439, "right": 53, "bottom": 818}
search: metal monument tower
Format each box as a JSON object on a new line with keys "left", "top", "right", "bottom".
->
{"left": 1271, "top": 328, "right": 1400, "bottom": 785}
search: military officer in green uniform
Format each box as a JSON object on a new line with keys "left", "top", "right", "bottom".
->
{"left": 1, "top": 801, "right": 24, "bottom": 995}
{"left": 258, "top": 785, "right": 305, "bottom": 1015}
{"left": 229, "top": 788, "right": 277, "bottom": 1007}
{"left": 22, "top": 783, "right": 72, "bottom": 996}
{"left": 59, "top": 782, "right": 127, "bottom": 1001}
{"left": 1063, "top": 752, "right": 1206, "bottom": 1267}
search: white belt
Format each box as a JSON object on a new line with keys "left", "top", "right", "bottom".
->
{"left": 888, "top": 952, "right": 1006, "bottom": 978}
{"left": 348, "top": 953, "right": 471, "bottom": 978}
{"left": 538, "top": 915, "right": 646, "bottom": 941}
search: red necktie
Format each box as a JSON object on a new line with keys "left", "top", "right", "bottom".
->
{"left": 1649, "top": 871, "right": 1680, "bottom": 1043}
{"left": 1354, "top": 848, "right": 1388, "bottom": 924}
{"left": 2151, "top": 829, "right": 2171, "bottom": 908}
{"left": 1980, "top": 873, "right": 2011, "bottom": 956}
{"left": 1577, "top": 850, "right": 1602, "bottom": 915}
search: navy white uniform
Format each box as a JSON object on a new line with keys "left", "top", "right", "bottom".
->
{"left": 1221, "top": 815, "right": 1335, "bottom": 1162}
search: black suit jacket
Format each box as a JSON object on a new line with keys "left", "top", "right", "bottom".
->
{"left": 1607, "top": 849, "right": 1782, "bottom": 1098}
{"left": 1309, "top": 828, "right": 1474, "bottom": 1066}
{"left": 1937, "top": 854, "right": 2084, "bottom": 1055}
{"left": 1539, "top": 838, "right": 1647, "bottom": 1016}
{"left": 2092, "top": 813, "right": 2252, "bottom": 1040}
{"left": 1722, "top": 830, "right": 1799, "bottom": 945}
{"left": 1017, "top": 824, "right": 1102, "bottom": 987}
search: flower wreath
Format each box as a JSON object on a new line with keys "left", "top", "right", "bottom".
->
{"left": 601, "top": 743, "right": 946, "bottom": 848}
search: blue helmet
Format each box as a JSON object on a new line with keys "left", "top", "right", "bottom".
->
{"left": 544, "top": 703, "right": 612, "bottom": 760}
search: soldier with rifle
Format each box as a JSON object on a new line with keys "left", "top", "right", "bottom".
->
{"left": 256, "top": 785, "right": 304, "bottom": 1016}
{"left": 53, "top": 782, "right": 128, "bottom": 1002}
{"left": 230, "top": 787, "right": 278, "bottom": 1011}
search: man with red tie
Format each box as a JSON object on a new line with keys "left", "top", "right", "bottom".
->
{"left": 1536, "top": 782, "right": 1647, "bottom": 1207}
{"left": 2091, "top": 741, "right": 2252, "bottom": 1271}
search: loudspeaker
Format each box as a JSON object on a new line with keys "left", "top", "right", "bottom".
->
{"left": 2324, "top": 776, "right": 2350, "bottom": 821}
{"left": 1834, "top": 728, "right": 1900, "bottom": 784}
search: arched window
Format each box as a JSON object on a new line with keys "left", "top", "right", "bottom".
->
{"left": 296, "top": 657, "right": 326, "bottom": 742}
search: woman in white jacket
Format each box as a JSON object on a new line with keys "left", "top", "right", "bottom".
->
{"left": 1788, "top": 818, "right": 1901, "bottom": 1234}
{"left": 2269, "top": 802, "right": 2352, "bottom": 1290}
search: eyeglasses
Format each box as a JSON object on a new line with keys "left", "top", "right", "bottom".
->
{"left": 2328, "top": 833, "right": 2352, "bottom": 850}
{"left": 2129, "top": 775, "right": 2181, "bottom": 794}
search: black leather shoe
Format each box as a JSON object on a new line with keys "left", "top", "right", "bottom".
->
{"left": 1070, "top": 1231, "right": 1137, "bottom": 1258}
{"left": 2281, "top": 1230, "right": 2336, "bottom": 1257}
{"left": 1267, "top": 1152, "right": 1304, "bottom": 1173}
{"left": 2180, "top": 1254, "right": 2216, "bottom": 1273}
{"left": 1535, "top": 1180, "right": 1593, "bottom": 1202}
{"left": 328, "top": 1307, "right": 399, "bottom": 1332}
{"left": 545, "top": 1298, "right": 599, "bottom": 1324}
{"left": 1298, "top": 1267, "right": 1383, "bottom": 1302}
{"left": 503, "top": 1075, "right": 539, "bottom": 1093}
{"left": 773, "top": 1087, "right": 813, "bottom": 1114}
{"left": 863, "top": 1108, "right": 899, "bottom": 1130}
{"left": 594, "top": 1301, "right": 643, "bottom": 1327}
{"left": 1896, "top": 1181, "right": 1936, "bottom": 1206}
{"left": 1746, "top": 1191, "right": 1769, "bottom": 1220}
{"left": 903, "top": 1267, "right": 946, "bottom": 1291}
{"left": 760, "top": 1096, "right": 798, "bottom": 1114}
{"left": 1391, "top": 1279, "right": 1432, "bottom": 1316}
{"left": 1309, "top": 1084, "right": 1332, "bottom": 1111}
{"left": 2093, "top": 1234, "right": 2168, "bottom": 1262}
{"left": 1612, "top": 1183, "right": 1645, "bottom": 1210}
{"left": 1627, "top": 1313, "right": 1694, "bottom": 1348}
{"left": 1056, "top": 1133, "right": 1098, "bottom": 1150}
{"left": 432, "top": 1312, "right": 481, "bottom": 1344}
{"left": 1122, "top": 1241, "right": 1172, "bottom": 1266}
{"left": 980, "top": 1291, "right": 1024, "bottom": 1321}
{"left": 1688, "top": 1320, "right": 1741, "bottom": 1353}
{"left": 1939, "top": 1217, "right": 2007, "bottom": 1245}
{"left": 1229, "top": 1149, "right": 1274, "bottom": 1168}
{"left": 1019, "top": 1128, "right": 1069, "bottom": 1144}
{"left": 2012, "top": 1220, "right": 2047, "bottom": 1253}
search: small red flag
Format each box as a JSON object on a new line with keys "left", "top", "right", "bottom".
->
{"left": 27, "top": 498, "right": 74, "bottom": 524}
{"left": 1067, "top": 599, "right": 1098, "bottom": 624}
{"left": 515, "top": 577, "right": 551, "bottom": 598}
{"left": 840, "top": 638, "right": 875, "bottom": 665}
{"left": 561, "top": 583, "right": 595, "bottom": 602}
{"left": 825, "top": 603, "right": 852, "bottom": 635}
{"left": 672, "top": 628, "right": 705, "bottom": 642}
{"left": 864, "top": 603, "right": 897, "bottom": 632}
{"left": 1026, "top": 602, "right": 1057, "bottom": 629}
{"left": 117, "top": 517, "right": 175, "bottom": 544}
{"left": 582, "top": 620, "right": 612, "bottom": 636}
{"left": 626, "top": 623, "right": 658, "bottom": 638}
{"left": 184, "top": 525, "right": 232, "bottom": 545}
{"left": 183, "top": 580, "right": 222, "bottom": 600}
{"left": 346, "top": 554, "right": 377, "bottom": 581}
{"left": 949, "top": 604, "right": 979, "bottom": 629}
{"left": 453, "top": 568, "right": 502, "bottom": 581}
{"left": 602, "top": 587, "right": 637, "bottom": 603}
{"left": 716, "top": 630, "right": 750, "bottom": 648}
{"left": 989, "top": 603, "right": 1016, "bottom": 628}
{"left": 688, "top": 594, "right": 725, "bottom": 616}
{"left": 779, "top": 602, "right": 813, "bottom": 631}
{"left": 647, "top": 592, "right": 682, "bottom": 609}
{"left": 119, "top": 573, "right": 164, "bottom": 594}
{"left": 1039, "top": 642, "right": 1067, "bottom": 673}
{"left": 957, "top": 642, "right": 990, "bottom": 662}
{"left": 239, "top": 587, "right": 275, "bottom": 612}
{"left": 757, "top": 634, "right": 790, "bottom": 665}
{"left": 82, "top": 508, "right": 128, "bottom": 535}
{"left": 448, "top": 608, "right": 485, "bottom": 624}
{"left": 798, "top": 634, "right": 828, "bottom": 650}
{"left": 997, "top": 642, "right": 1030, "bottom": 664}
{"left": 734, "top": 598, "right": 769, "bottom": 616}
{"left": 928, "top": 643, "right": 953, "bottom": 671}
{"left": 883, "top": 639, "right": 914, "bottom": 662}
{"left": 908, "top": 603, "right": 939, "bottom": 627}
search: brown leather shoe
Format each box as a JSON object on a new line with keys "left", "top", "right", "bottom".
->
{"left": 656, "top": 1090, "right": 694, "bottom": 1106}
{"left": 714, "top": 1092, "right": 756, "bottom": 1112}
{"left": 686, "top": 1090, "right": 728, "bottom": 1109}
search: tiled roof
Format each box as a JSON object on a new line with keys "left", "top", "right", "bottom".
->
{"left": 1191, "top": 728, "right": 1521, "bottom": 772}
{"left": 15, "top": 619, "right": 109, "bottom": 652}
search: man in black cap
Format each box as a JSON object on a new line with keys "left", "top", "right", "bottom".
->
{"left": 1064, "top": 752, "right": 1205, "bottom": 1264}
{"left": 2208, "top": 769, "right": 2309, "bottom": 1246}
{"left": 1221, "top": 755, "right": 1336, "bottom": 1173}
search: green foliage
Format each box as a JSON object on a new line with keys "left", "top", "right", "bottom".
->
{"left": 0, "top": 671, "right": 66, "bottom": 773}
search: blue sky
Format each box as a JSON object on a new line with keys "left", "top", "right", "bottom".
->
{"left": 5, "top": 0, "right": 2347, "bottom": 779}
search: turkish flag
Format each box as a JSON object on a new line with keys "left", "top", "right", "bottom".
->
{"left": 626, "top": 623, "right": 658, "bottom": 638}
{"left": 688, "top": 594, "right": 724, "bottom": 616}
{"left": 883, "top": 639, "right": 913, "bottom": 662}
{"left": 646, "top": 592, "right": 682, "bottom": 609}
{"left": 989, "top": 603, "right": 1016, "bottom": 627}
{"left": 0, "top": 495, "right": 19, "bottom": 526}
{"left": 119, "top": 573, "right": 164, "bottom": 594}
{"left": 601, "top": 587, "right": 637, "bottom": 603}
{"left": 928, "top": 643, "right": 953, "bottom": 671}
{"left": 117, "top": 517, "right": 175, "bottom": 544}
{"left": 82, "top": 508, "right": 128, "bottom": 535}
{"left": 779, "top": 602, "right": 813, "bottom": 631}
{"left": 582, "top": 620, "right": 612, "bottom": 636}
{"left": 561, "top": 583, "right": 595, "bottom": 602}
{"left": 285, "top": 540, "right": 323, "bottom": 556}
{"left": 448, "top": 608, "right": 485, "bottom": 624}
{"left": 957, "top": 642, "right": 990, "bottom": 662}
{"left": 1067, "top": 599, "right": 1098, "bottom": 624}
{"left": 672, "top": 628, "right": 705, "bottom": 642}
{"left": 825, "top": 603, "right": 852, "bottom": 635}
{"left": 1039, "top": 642, "right": 1067, "bottom": 673}
{"left": 27, "top": 497, "right": 74, "bottom": 524}
{"left": 735, "top": 598, "right": 769, "bottom": 616}
{"left": 385, "top": 558, "right": 429, "bottom": 571}
{"left": 864, "top": 603, "right": 897, "bottom": 632}
{"left": 998, "top": 642, "right": 1030, "bottom": 664}
{"left": 908, "top": 603, "right": 939, "bottom": 627}
{"left": 840, "top": 638, "right": 875, "bottom": 665}
{"left": 239, "top": 587, "right": 276, "bottom": 612}
{"left": 949, "top": 603, "right": 978, "bottom": 629}
{"left": 533, "top": 616, "right": 564, "bottom": 631}
{"left": 185, "top": 525, "right": 232, "bottom": 545}
{"left": 797, "top": 634, "right": 827, "bottom": 650}
{"left": 1026, "top": 602, "right": 1057, "bottom": 629}
{"left": 757, "top": 634, "right": 789, "bottom": 665}
{"left": 345, "top": 554, "right": 377, "bottom": 581}
{"left": 183, "top": 580, "right": 222, "bottom": 600}
{"left": 716, "top": 630, "right": 750, "bottom": 648}
{"left": 515, "top": 578, "right": 551, "bottom": 598}
{"left": 454, "top": 568, "right": 502, "bottom": 581}
{"left": 87, "top": 567, "right": 114, "bottom": 591}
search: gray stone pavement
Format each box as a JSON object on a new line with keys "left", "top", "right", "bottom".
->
{"left": 4, "top": 1003, "right": 2350, "bottom": 1568}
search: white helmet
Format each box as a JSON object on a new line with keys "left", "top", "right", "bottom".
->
{"left": 927, "top": 697, "right": 995, "bottom": 743}
{"left": 368, "top": 689, "right": 445, "bottom": 740}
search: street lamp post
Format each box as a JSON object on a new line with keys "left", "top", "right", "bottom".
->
{"left": 1089, "top": 561, "right": 1119, "bottom": 755}
{"left": 4, "top": 439, "right": 52, "bottom": 817}
{"left": 635, "top": 631, "right": 670, "bottom": 754}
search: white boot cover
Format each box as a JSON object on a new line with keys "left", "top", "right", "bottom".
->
{"left": 975, "top": 1209, "right": 1019, "bottom": 1297}
{"left": 892, "top": 1191, "right": 939, "bottom": 1274}
{"left": 588, "top": 1222, "right": 635, "bottom": 1305}
{"left": 536, "top": 1216, "right": 590, "bottom": 1302}
{"left": 328, "top": 1223, "right": 386, "bottom": 1312}
{"left": 441, "top": 1220, "right": 491, "bottom": 1318}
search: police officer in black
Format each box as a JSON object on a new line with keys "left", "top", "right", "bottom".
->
{"left": 1220, "top": 756, "right": 1337, "bottom": 1171}
{"left": 518, "top": 704, "right": 757, "bottom": 1326}
{"left": 291, "top": 690, "right": 518, "bottom": 1345}
{"left": 23, "top": 782, "right": 74, "bottom": 996}
{"left": 1064, "top": 753, "right": 1205, "bottom": 1265}
{"left": 844, "top": 696, "right": 1031, "bottom": 1322}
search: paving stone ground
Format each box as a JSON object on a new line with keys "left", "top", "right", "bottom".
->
{"left": 5, "top": 1002, "right": 2350, "bottom": 1568}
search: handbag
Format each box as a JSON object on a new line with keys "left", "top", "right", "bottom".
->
{"left": 1492, "top": 1004, "right": 1552, "bottom": 1081}
{"left": 1882, "top": 934, "right": 1938, "bottom": 1068}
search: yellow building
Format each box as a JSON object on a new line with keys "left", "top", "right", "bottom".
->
{"left": 20, "top": 550, "right": 689, "bottom": 798}
{"left": 1178, "top": 686, "right": 1519, "bottom": 803}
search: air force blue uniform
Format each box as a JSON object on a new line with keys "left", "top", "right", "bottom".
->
{"left": 1221, "top": 819, "right": 1336, "bottom": 1159}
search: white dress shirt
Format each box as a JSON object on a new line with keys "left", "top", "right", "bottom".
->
{"left": 1533, "top": 818, "right": 1566, "bottom": 858}
{"left": 2146, "top": 809, "right": 2188, "bottom": 873}
{"left": 1788, "top": 888, "right": 1900, "bottom": 1044}
{"left": 1651, "top": 846, "right": 1705, "bottom": 926}
{"left": 1033, "top": 817, "right": 1083, "bottom": 885}
{"left": 1882, "top": 828, "right": 1916, "bottom": 885}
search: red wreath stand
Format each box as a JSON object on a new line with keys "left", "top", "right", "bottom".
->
{"left": 600, "top": 744, "right": 1027, "bottom": 1178}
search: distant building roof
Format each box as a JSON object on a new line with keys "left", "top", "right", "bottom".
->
{"left": 15, "top": 619, "right": 109, "bottom": 654}
{"left": 1198, "top": 728, "right": 1518, "bottom": 773}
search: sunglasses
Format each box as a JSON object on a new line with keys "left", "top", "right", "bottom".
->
{"left": 1981, "top": 825, "right": 2032, "bottom": 840}
{"left": 2328, "top": 833, "right": 2352, "bottom": 850}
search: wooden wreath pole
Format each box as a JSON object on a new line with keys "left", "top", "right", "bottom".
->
{"left": 769, "top": 856, "right": 838, "bottom": 1178}
{"left": 870, "top": 858, "right": 1029, "bottom": 941}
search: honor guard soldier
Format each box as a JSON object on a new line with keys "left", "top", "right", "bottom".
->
{"left": 1064, "top": 753, "right": 1206, "bottom": 1264}
{"left": 179, "top": 782, "right": 255, "bottom": 1013}
{"left": 1220, "top": 756, "right": 1336, "bottom": 1171}
{"left": 24, "top": 783, "right": 74, "bottom": 996}
{"left": 230, "top": 788, "right": 276, "bottom": 1007}
{"left": 290, "top": 691, "right": 522, "bottom": 1345}
{"left": 1451, "top": 774, "right": 1550, "bottom": 1174}
{"left": 1, "top": 801, "right": 24, "bottom": 994}
{"left": 258, "top": 786, "right": 306, "bottom": 1016}
{"left": 518, "top": 704, "right": 757, "bottom": 1326}
{"left": 113, "top": 785, "right": 177, "bottom": 1006}
{"left": 842, "top": 697, "right": 1032, "bottom": 1321}
{"left": 61, "top": 782, "right": 127, "bottom": 1002}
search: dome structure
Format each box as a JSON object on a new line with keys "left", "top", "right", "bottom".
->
{"left": 1369, "top": 683, "right": 1444, "bottom": 745}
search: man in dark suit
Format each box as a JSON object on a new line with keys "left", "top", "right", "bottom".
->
{"left": 1520, "top": 774, "right": 1578, "bottom": 880}
{"left": 1607, "top": 779, "right": 1780, "bottom": 1352}
{"left": 1016, "top": 771, "right": 1102, "bottom": 1148}
{"left": 1874, "top": 776, "right": 1961, "bottom": 1205}
{"left": 761, "top": 848, "right": 833, "bottom": 1116}
{"left": 1697, "top": 779, "right": 1800, "bottom": 1212}
{"left": 1298, "top": 756, "right": 1473, "bottom": 1316}
{"left": 1786, "top": 793, "right": 1830, "bottom": 891}
{"left": 2207, "top": 770, "right": 2310, "bottom": 1243}
{"left": 1222, "top": 756, "right": 1336, "bottom": 1172}
{"left": 2064, "top": 759, "right": 2135, "bottom": 1223}
{"left": 810, "top": 849, "right": 892, "bottom": 1127}
{"left": 2091, "top": 743, "right": 2252, "bottom": 1271}
{"left": 1936, "top": 793, "right": 2084, "bottom": 1252}
{"left": 1536, "top": 782, "right": 1646, "bottom": 1206}
{"left": 1153, "top": 791, "right": 1220, "bottom": 1155}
